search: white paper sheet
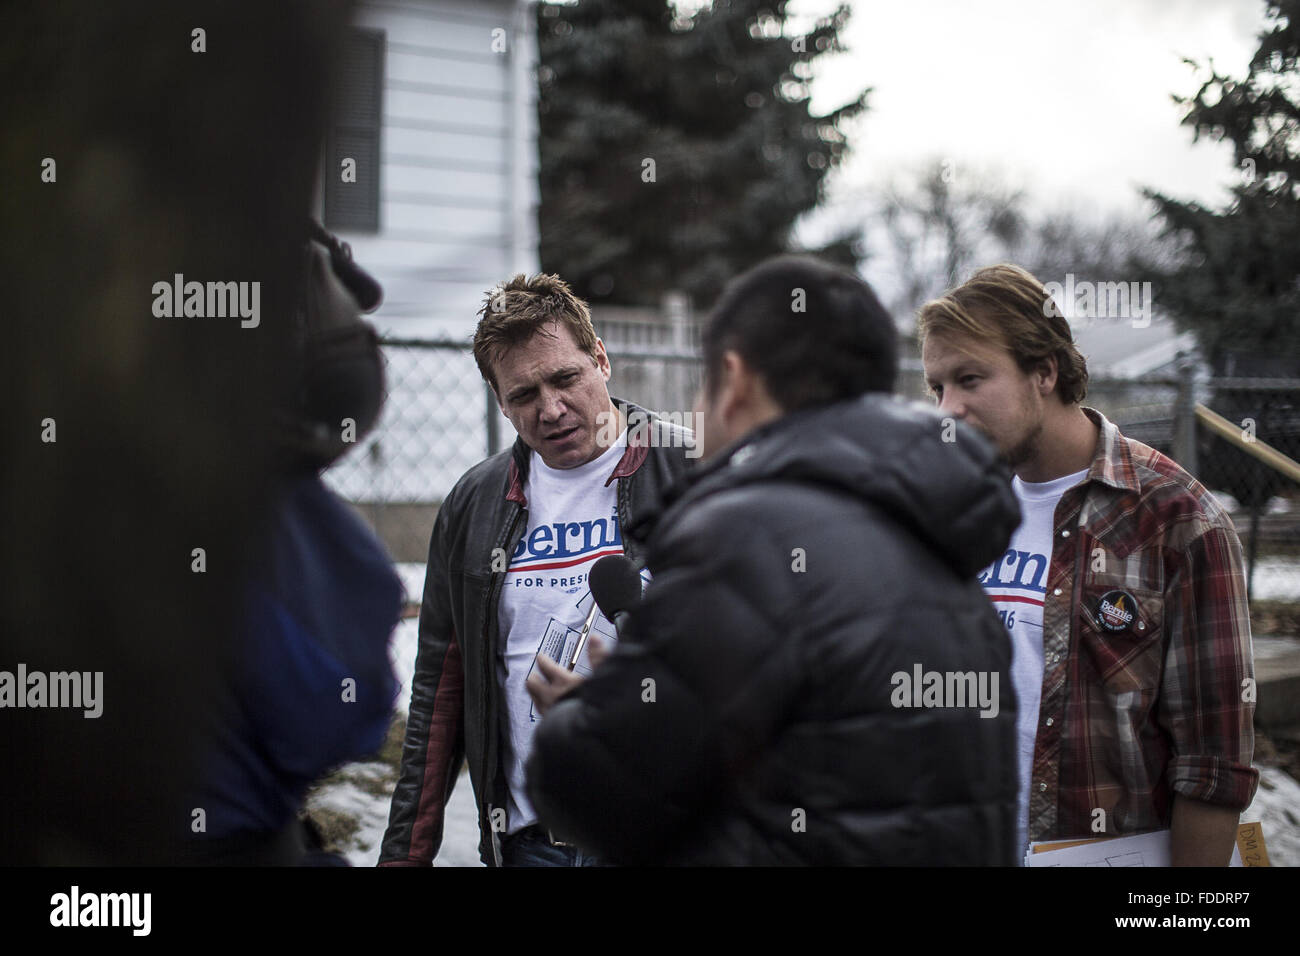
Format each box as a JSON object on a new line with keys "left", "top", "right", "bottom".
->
{"left": 1026, "top": 829, "right": 1244, "bottom": 867}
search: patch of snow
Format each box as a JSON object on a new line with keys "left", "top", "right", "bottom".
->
{"left": 311, "top": 763, "right": 483, "bottom": 867}
{"left": 1242, "top": 765, "right": 1300, "bottom": 868}
{"left": 387, "top": 618, "right": 419, "bottom": 716}
{"left": 305, "top": 763, "right": 394, "bottom": 867}
{"left": 431, "top": 768, "right": 485, "bottom": 867}
{"left": 1249, "top": 558, "right": 1300, "bottom": 602}
{"left": 394, "top": 562, "right": 427, "bottom": 604}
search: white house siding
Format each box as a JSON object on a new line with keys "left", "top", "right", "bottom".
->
{"left": 343, "top": 0, "right": 538, "bottom": 339}
{"left": 325, "top": 0, "right": 536, "bottom": 505}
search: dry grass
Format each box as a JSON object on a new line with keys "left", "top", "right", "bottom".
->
{"left": 303, "top": 714, "right": 408, "bottom": 852}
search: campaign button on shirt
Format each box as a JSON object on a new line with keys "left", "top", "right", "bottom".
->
{"left": 1094, "top": 589, "right": 1139, "bottom": 633}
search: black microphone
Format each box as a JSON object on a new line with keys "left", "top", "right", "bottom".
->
{"left": 589, "top": 555, "right": 644, "bottom": 638}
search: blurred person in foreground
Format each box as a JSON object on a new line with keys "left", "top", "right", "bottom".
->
{"left": 2, "top": 0, "right": 355, "bottom": 865}
{"left": 185, "top": 223, "right": 401, "bottom": 865}
{"left": 920, "top": 264, "right": 1257, "bottom": 865}
{"left": 379, "top": 275, "right": 693, "bottom": 867}
{"left": 524, "top": 256, "right": 1021, "bottom": 865}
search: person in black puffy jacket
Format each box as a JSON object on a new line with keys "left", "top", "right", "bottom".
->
{"left": 525, "top": 256, "right": 1021, "bottom": 865}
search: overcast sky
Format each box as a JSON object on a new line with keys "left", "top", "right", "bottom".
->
{"left": 794, "top": 0, "right": 1265, "bottom": 219}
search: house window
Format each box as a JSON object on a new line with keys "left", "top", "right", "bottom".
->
{"left": 324, "top": 28, "right": 384, "bottom": 232}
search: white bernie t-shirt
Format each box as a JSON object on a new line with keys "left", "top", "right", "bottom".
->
{"left": 497, "top": 429, "right": 639, "bottom": 835}
{"left": 978, "top": 467, "right": 1088, "bottom": 863}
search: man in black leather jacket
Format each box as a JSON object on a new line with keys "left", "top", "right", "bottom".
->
{"left": 526, "top": 256, "right": 1021, "bottom": 865}
{"left": 379, "top": 273, "right": 692, "bottom": 867}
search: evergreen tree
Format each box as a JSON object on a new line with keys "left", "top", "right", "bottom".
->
{"left": 536, "top": 0, "right": 868, "bottom": 307}
{"left": 1144, "top": 0, "right": 1300, "bottom": 366}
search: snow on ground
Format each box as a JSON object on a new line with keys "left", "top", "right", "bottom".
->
{"left": 395, "top": 562, "right": 427, "bottom": 607}
{"left": 427, "top": 769, "right": 486, "bottom": 867}
{"left": 308, "top": 763, "right": 484, "bottom": 867}
{"left": 305, "top": 762, "right": 395, "bottom": 865}
{"left": 1250, "top": 558, "right": 1300, "bottom": 603}
{"left": 388, "top": 616, "right": 419, "bottom": 717}
{"left": 1243, "top": 766, "right": 1300, "bottom": 867}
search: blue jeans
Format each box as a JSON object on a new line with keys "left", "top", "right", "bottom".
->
{"left": 501, "top": 826, "right": 605, "bottom": 867}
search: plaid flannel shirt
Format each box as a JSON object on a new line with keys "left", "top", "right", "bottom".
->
{"left": 1028, "top": 408, "right": 1258, "bottom": 842}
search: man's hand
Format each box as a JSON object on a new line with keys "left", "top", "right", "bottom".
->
{"left": 1170, "top": 795, "right": 1240, "bottom": 866}
{"left": 526, "top": 636, "right": 607, "bottom": 717}
{"left": 587, "top": 633, "right": 610, "bottom": 668}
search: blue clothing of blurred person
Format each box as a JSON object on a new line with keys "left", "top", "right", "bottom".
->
{"left": 185, "top": 222, "right": 401, "bottom": 865}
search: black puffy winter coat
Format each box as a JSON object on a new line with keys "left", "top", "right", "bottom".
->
{"left": 527, "top": 394, "right": 1022, "bottom": 865}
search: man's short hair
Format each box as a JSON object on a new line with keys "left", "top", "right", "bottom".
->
{"left": 473, "top": 273, "right": 600, "bottom": 392}
{"left": 703, "top": 256, "right": 897, "bottom": 411}
{"left": 917, "top": 263, "right": 1089, "bottom": 405}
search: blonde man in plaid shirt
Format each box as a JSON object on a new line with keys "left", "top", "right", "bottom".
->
{"left": 920, "top": 264, "right": 1257, "bottom": 866}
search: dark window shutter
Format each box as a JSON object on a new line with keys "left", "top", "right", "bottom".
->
{"left": 324, "top": 28, "right": 384, "bottom": 232}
